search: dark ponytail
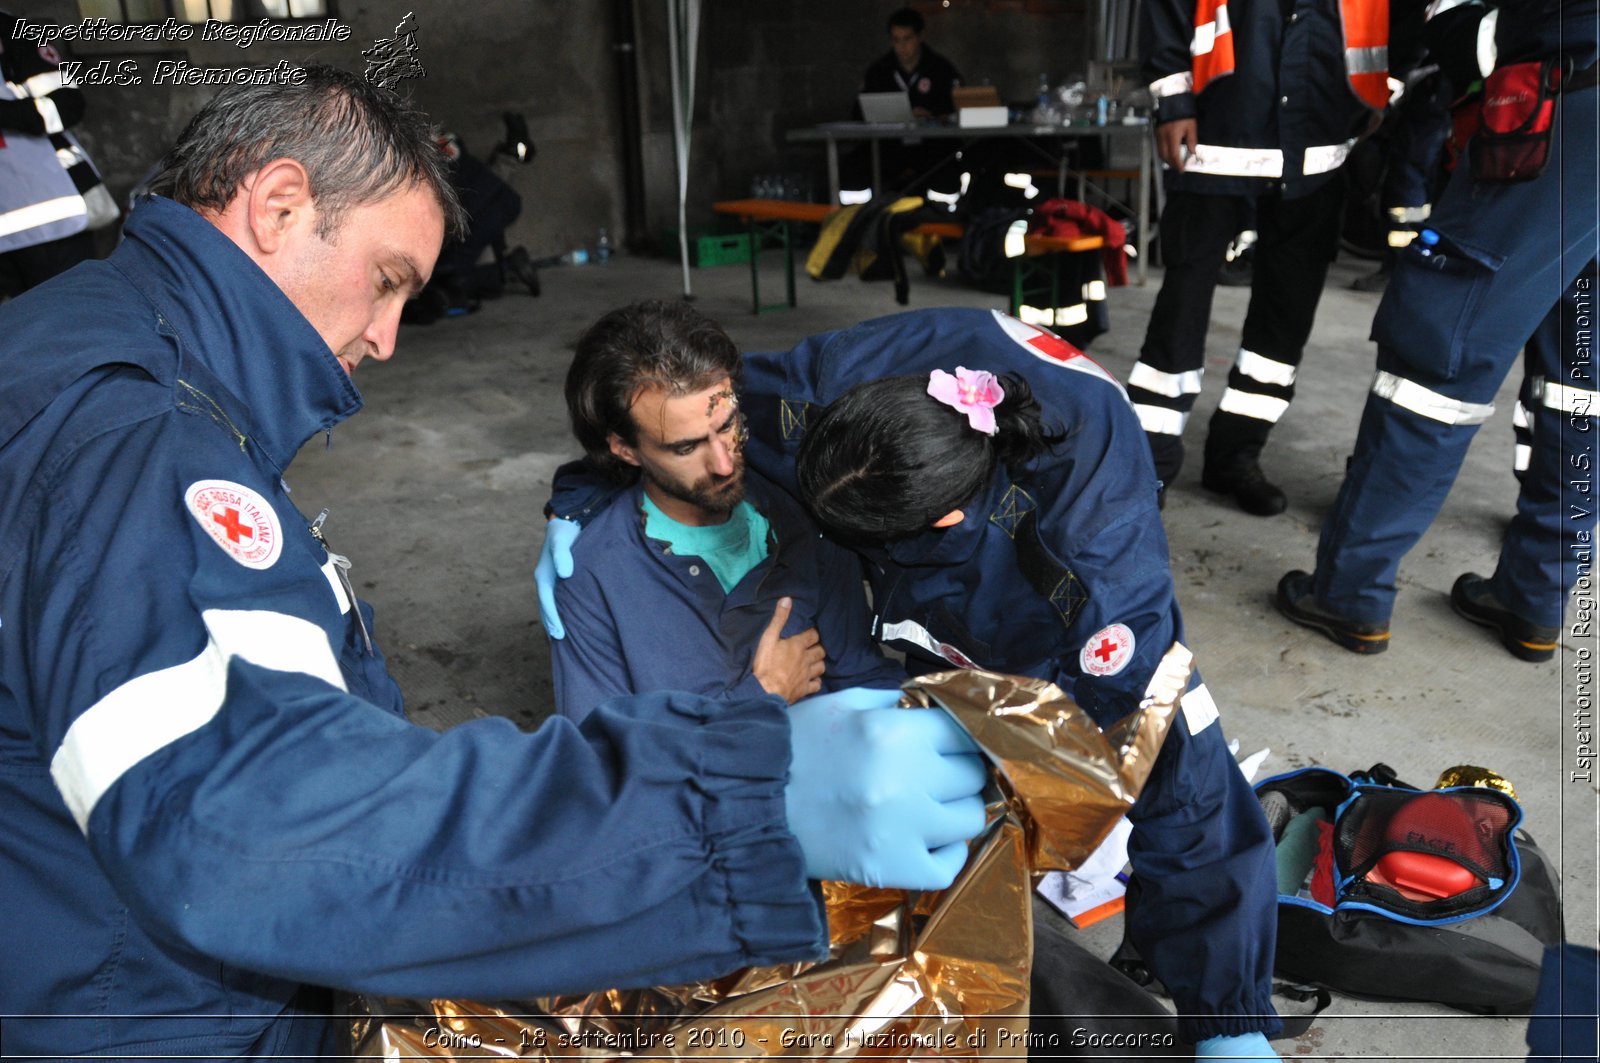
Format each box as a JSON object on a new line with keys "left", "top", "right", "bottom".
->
{"left": 797, "top": 370, "right": 1064, "bottom": 542}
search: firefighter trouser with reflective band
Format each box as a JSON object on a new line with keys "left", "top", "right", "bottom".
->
{"left": 1129, "top": 178, "right": 1344, "bottom": 482}
{"left": 1312, "top": 88, "right": 1599, "bottom": 627}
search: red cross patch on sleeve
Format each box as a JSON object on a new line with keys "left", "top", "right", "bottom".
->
{"left": 185, "top": 480, "right": 283, "bottom": 570}
{"left": 1080, "top": 623, "right": 1135, "bottom": 677}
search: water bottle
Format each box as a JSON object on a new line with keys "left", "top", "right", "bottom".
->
{"left": 1036, "top": 73, "right": 1051, "bottom": 113}
{"left": 1095, "top": 95, "right": 1109, "bottom": 125}
{"left": 596, "top": 227, "right": 613, "bottom": 265}
{"left": 560, "top": 247, "right": 589, "bottom": 266}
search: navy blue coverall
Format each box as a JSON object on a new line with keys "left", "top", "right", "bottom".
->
{"left": 0, "top": 198, "right": 827, "bottom": 1059}
{"left": 551, "top": 472, "right": 904, "bottom": 720}
{"left": 554, "top": 308, "right": 1281, "bottom": 1042}
{"left": 1311, "top": 0, "right": 1599, "bottom": 629}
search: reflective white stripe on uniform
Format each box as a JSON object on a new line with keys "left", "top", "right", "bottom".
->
{"left": 1346, "top": 46, "right": 1389, "bottom": 75}
{"left": 1150, "top": 70, "right": 1194, "bottom": 98}
{"left": 1388, "top": 229, "right": 1419, "bottom": 247}
{"left": 34, "top": 96, "right": 63, "bottom": 134}
{"left": 1180, "top": 145, "right": 1283, "bottom": 178}
{"left": 1305, "top": 139, "right": 1357, "bottom": 175}
{"left": 1135, "top": 403, "right": 1190, "bottom": 435}
{"left": 0, "top": 195, "right": 86, "bottom": 239}
{"left": 1476, "top": 9, "right": 1500, "bottom": 77}
{"left": 1515, "top": 444, "right": 1532, "bottom": 472}
{"left": 1129, "top": 362, "right": 1204, "bottom": 398}
{"left": 1513, "top": 400, "right": 1531, "bottom": 429}
{"left": 1193, "top": 5, "right": 1231, "bottom": 55}
{"left": 50, "top": 609, "right": 348, "bottom": 832}
{"left": 1542, "top": 382, "right": 1597, "bottom": 416}
{"left": 1371, "top": 370, "right": 1495, "bottom": 424}
{"left": 1235, "top": 348, "right": 1297, "bottom": 387}
{"left": 1179, "top": 682, "right": 1219, "bottom": 734}
{"left": 1424, "top": 0, "right": 1481, "bottom": 19}
{"left": 22, "top": 70, "right": 65, "bottom": 96}
{"left": 1018, "top": 303, "right": 1089, "bottom": 328}
{"left": 1218, "top": 387, "right": 1290, "bottom": 422}
{"left": 1084, "top": 279, "right": 1107, "bottom": 302}
{"left": 1387, "top": 204, "right": 1431, "bottom": 223}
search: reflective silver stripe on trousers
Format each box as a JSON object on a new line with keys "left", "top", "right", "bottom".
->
{"left": 1235, "top": 348, "right": 1297, "bottom": 387}
{"left": 1018, "top": 303, "right": 1089, "bottom": 328}
{"left": 49, "top": 609, "right": 349, "bottom": 832}
{"left": 1135, "top": 404, "right": 1190, "bottom": 435}
{"left": 1217, "top": 387, "right": 1291, "bottom": 422}
{"left": 1388, "top": 204, "right": 1431, "bottom": 223}
{"left": 1129, "top": 362, "right": 1204, "bottom": 398}
{"left": 1370, "top": 370, "right": 1495, "bottom": 425}
{"left": 1542, "top": 381, "right": 1597, "bottom": 416}
{"left": 34, "top": 96, "right": 63, "bottom": 134}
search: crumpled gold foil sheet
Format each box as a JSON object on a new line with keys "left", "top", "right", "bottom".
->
{"left": 1434, "top": 764, "right": 1518, "bottom": 802}
{"left": 350, "top": 649, "right": 1191, "bottom": 1060}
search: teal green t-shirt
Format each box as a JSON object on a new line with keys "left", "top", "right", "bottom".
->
{"left": 641, "top": 492, "right": 772, "bottom": 593}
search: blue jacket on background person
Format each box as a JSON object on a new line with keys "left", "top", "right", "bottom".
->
{"left": 552, "top": 471, "right": 903, "bottom": 720}
{"left": 551, "top": 307, "right": 1282, "bottom": 1043}
{"left": 0, "top": 197, "right": 828, "bottom": 1058}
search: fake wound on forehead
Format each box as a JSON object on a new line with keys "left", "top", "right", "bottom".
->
{"left": 706, "top": 388, "right": 738, "bottom": 416}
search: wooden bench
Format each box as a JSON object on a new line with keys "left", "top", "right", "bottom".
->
{"left": 712, "top": 199, "right": 1104, "bottom": 316}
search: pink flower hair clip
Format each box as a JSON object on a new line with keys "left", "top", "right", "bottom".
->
{"left": 927, "top": 367, "right": 1005, "bottom": 435}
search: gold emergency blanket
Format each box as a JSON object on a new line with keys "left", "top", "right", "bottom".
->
{"left": 349, "top": 647, "right": 1191, "bottom": 1060}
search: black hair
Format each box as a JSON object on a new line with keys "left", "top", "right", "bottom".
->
{"left": 887, "top": 7, "right": 925, "bottom": 33}
{"left": 797, "top": 370, "right": 1063, "bottom": 542}
{"left": 565, "top": 300, "right": 744, "bottom": 483}
{"left": 146, "top": 64, "right": 466, "bottom": 241}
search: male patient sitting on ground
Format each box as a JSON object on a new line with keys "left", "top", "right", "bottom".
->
{"left": 549, "top": 300, "right": 902, "bottom": 721}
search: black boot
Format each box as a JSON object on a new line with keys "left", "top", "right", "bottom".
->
{"left": 1276, "top": 570, "right": 1391, "bottom": 653}
{"left": 1201, "top": 457, "right": 1287, "bottom": 516}
{"left": 504, "top": 246, "right": 541, "bottom": 296}
{"left": 1203, "top": 418, "right": 1287, "bottom": 515}
{"left": 1450, "top": 573, "right": 1561, "bottom": 663}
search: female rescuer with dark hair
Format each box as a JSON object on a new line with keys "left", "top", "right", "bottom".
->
{"left": 540, "top": 306, "right": 1283, "bottom": 1059}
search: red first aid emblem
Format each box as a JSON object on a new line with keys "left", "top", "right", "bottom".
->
{"left": 1080, "top": 623, "right": 1135, "bottom": 677}
{"left": 185, "top": 479, "right": 282, "bottom": 570}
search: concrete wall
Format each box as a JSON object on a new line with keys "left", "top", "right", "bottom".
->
{"left": 46, "top": 0, "right": 1096, "bottom": 258}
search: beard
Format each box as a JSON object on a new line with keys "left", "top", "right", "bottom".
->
{"left": 646, "top": 455, "right": 748, "bottom": 518}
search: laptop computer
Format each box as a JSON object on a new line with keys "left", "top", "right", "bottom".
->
{"left": 857, "top": 91, "right": 916, "bottom": 124}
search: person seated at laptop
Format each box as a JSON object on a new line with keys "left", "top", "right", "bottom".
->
{"left": 550, "top": 300, "right": 904, "bottom": 722}
{"left": 860, "top": 7, "right": 963, "bottom": 119}
{"left": 850, "top": 9, "right": 965, "bottom": 197}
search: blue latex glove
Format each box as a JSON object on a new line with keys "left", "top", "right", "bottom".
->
{"left": 1195, "top": 1032, "right": 1280, "bottom": 1060}
{"left": 784, "top": 686, "right": 989, "bottom": 890}
{"left": 535, "top": 517, "right": 581, "bottom": 640}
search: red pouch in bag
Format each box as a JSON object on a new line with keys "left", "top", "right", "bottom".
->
{"left": 1471, "top": 59, "right": 1562, "bottom": 182}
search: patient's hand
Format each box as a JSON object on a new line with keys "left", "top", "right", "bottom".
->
{"left": 753, "top": 597, "right": 826, "bottom": 703}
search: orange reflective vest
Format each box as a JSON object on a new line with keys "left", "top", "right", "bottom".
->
{"left": 1189, "top": 0, "right": 1391, "bottom": 110}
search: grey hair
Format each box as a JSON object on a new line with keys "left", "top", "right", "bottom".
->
{"left": 146, "top": 63, "right": 466, "bottom": 240}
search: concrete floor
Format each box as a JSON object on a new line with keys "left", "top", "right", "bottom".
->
{"left": 288, "top": 246, "right": 1597, "bottom": 1060}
